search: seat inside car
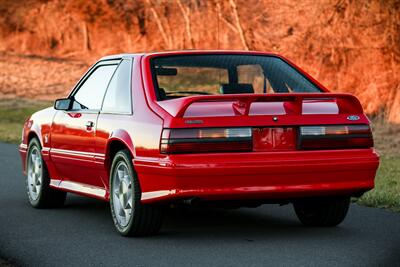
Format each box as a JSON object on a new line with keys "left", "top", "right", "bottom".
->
{"left": 220, "top": 83, "right": 254, "bottom": 94}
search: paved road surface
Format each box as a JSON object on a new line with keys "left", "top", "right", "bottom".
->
{"left": 0, "top": 142, "right": 399, "bottom": 266}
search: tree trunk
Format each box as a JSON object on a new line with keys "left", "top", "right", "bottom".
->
{"left": 176, "top": 0, "right": 195, "bottom": 49}
{"left": 82, "top": 21, "right": 91, "bottom": 51}
{"left": 388, "top": 85, "right": 400, "bottom": 123}
{"left": 228, "top": 0, "right": 250, "bottom": 50}
{"left": 145, "top": 0, "right": 172, "bottom": 49}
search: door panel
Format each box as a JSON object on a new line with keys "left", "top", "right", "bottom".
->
{"left": 49, "top": 62, "right": 118, "bottom": 187}
{"left": 50, "top": 111, "right": 103, "bottom": 187}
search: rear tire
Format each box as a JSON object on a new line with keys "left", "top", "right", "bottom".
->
{"left": 109, "top": 149, "right": 164, "bottom": 236}
{"left": 26, "top": 138, "right": 67, "bottom": 208}
{"left": 293, "top": 196, "right": 350, "bottom": 227}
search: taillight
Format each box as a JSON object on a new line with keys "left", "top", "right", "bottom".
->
{"left": 299, "top": 125, "right": 373, "bottom": 149}
{"left": 160, "top": 128, "right": 252, "bottom": 154}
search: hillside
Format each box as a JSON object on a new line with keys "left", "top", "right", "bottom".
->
{"left": 0, "top": 0, "right": 399, "bottom": 122}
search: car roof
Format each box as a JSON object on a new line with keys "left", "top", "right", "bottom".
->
{"left": 99, "top": 50, "right": 280, "bottom": 61}
{"left": 99, "top": 53, "right": 143, "bottom": 61}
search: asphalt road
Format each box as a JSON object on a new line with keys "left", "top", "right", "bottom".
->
{"left": 0, "top": 142, "right": 399, "bottom": 267}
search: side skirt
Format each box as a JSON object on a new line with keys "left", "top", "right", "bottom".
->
{"left": 50, "top": 179, "right": 107, "bottom": 201}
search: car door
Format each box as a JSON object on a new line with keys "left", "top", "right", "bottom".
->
{"left": 50, "top": 61, "right": 119, "bottom": 187}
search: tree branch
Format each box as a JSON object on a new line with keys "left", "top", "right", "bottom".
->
{"left": 228, "top": 0, "right": 250, "bottom": 50}
{"left": 145, "top": 0, "right": 172, "bottom": 49}
{"left": 176, "top": 0, "right": 195, "bottom": 48}
{"left": 215, "top": 1, "right": 238, "bottom": 33}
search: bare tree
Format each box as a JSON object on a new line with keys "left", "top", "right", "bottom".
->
{"left": 145, "top": 0, "right": 172, "bottom": 49}
{"left": 215, "top": 1, "right": 238, "bottom": 34}
{"left": 82, "top": 21, "right": 91, "bottom": 51}
{"left": 176, "top": 0, "right": 195, "bottom": 48}
{"left": 228, "top": 0, "right": 250, "bottom": 50}
{"left": 388, "top": 85, "right": 400, "bottom": 123}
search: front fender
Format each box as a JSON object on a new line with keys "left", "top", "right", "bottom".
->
{"left": 20, "top": 107, "right": 55, "bottom": 172}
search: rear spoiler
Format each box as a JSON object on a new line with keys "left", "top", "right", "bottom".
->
{"left": 157, "top": 93, "right": 364, "bottom": 118}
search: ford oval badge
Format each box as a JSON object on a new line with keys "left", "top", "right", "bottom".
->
{"left": 347, "top": 115, "right": 360, "bottom": 121}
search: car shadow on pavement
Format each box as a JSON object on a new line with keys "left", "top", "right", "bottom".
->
{"left": 160, "top": 206, "right": 352, "bottom": 240}
{"left": 62, "top": 195, "right": 352, "bottom": 240}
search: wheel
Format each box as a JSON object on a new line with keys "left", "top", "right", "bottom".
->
{"left": 293, "top": 196, "right": 350, "bottom": 227}
{"left": 26, "top": 138, "right": 67, "bottom": 208}
{"left": 109, "top": 149, "right": 164, "bottom": 236}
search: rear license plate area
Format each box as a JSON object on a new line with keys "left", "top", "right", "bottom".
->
{"left": 252, "top": 127, "right": 297, "bottom": 151}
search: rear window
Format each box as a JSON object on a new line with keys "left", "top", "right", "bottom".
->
{"left": 151, "top": 54, "right": 322, "bottom": 100}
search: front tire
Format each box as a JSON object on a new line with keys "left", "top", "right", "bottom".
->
{"left": 26, "top": 138, "right": 67, "bottom": 208}
{"left": 293, "top": 196, "right": 350, "bottom": 227}
{"left": 109, "top": 149, "right": 164, "bottom": 236}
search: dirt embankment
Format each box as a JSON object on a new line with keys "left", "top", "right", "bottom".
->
{"left": 0, "top": 52, "right": 88, "bottom": 100}
{"left": 0, "top": 0, "right": 399, "bottom": 122}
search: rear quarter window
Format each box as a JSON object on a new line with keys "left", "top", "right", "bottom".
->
{"left": 101, "top": 59, "right": 132, "bottom": 114}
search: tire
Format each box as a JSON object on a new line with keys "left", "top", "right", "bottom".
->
{"left": 293, "top": 196, "right": 350, "bottom": 227}
{"left": 26, "top": 138, "right": 67, "bottom": 208}
{"left": 109, "top": 149, "right": 164, "bottom": 236}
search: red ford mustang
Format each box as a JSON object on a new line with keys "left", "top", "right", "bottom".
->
{"left": 19, "top": 51, "right": 379, "bottom": 236}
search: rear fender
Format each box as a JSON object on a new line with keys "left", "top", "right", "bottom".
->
{"left": 105, "top": 129, "right": 135, "bottom": 168}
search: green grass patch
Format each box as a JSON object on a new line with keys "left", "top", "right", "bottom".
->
{"left": 357, "top": 156, "right": 400, "bottom": 212}
{"left": 0, "top": 98, "right": 51, "bottom": 143}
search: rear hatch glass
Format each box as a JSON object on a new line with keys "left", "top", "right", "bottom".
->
{"left": 151, "top": 54, "right": 322, "bottom": 100}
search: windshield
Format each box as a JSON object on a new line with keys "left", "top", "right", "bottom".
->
{"left": 151, "top": 54, "right": 322, "bottom": 100}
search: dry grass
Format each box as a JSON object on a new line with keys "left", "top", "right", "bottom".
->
{"left": 370, "top": 115, "right": 400, "bottom": 157}
{"left": 0, "top": 52, "right": 88, "bottom": 101}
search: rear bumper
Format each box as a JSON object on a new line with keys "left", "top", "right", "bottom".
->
{"left": 134, "top": 149, "right": 380, "bottom": 204}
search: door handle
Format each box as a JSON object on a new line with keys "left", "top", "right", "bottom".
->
{"left": 85, "top": 121, "right": 94, "bottom": 128}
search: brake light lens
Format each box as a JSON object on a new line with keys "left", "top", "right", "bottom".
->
{"left": 299, "top": 125, "right": 373, "bottom": 149}
{"left": 160, "top": 128, "right": 252, "bottom": 154}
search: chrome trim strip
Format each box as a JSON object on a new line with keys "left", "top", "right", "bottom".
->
{"left": 50, "top": 148, "right": 105, "bottom": 158}
{"left": 49, "top": 179, "right": 62, "bottom": 187}
{"left": 141, "top": 190, "right": 177, "bottom": 201}
{"left": 133, "top": 157, "right": 172, "bottom": 167}
{"left": 19, "top": 144, "right": 28, "bottom": 150}
{"left": 57, "top": 180, "right": 106, "bottom": 198}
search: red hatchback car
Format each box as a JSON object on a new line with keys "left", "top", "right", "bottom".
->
{"left": 19, "top": 51, "right": 379, "bottom": 236}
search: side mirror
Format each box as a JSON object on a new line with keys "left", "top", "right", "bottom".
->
{"left": 54, "top": 98, "right": 71, "bottom": 110}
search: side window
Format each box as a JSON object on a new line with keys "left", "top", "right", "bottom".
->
{"left": 102, "top": 59, "right": 132, "bottom": 113}
{"left": 73, "top": 64, "right": 117, "bottom": 110}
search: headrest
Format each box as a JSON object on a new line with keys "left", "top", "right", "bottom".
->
{"left": 220, "top": 83, "right": 254, "bottom": 94}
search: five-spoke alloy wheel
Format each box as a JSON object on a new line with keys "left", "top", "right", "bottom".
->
{"left": 112, "top": 161, "right": 133, "bottom": 228}
{"left": 109, "top": 149, "right": 164, "bottom": 236}
{"left": 27, "top": 145, "right": 43, "bottom": 202}
{"left": 26, "top": 138, "right": 66, "bottom": 208}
